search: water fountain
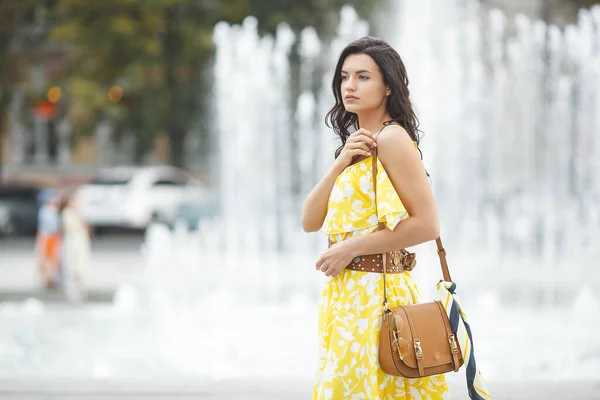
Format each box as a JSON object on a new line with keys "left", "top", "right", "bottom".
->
{"left": 136, "top": 1, "right": 600, "bottom": 380}
{"left": 147, "top": 1, "right": 600, "bottom": 306}
{"left": 1, "top": 0, "right": 600, "bottom": 382}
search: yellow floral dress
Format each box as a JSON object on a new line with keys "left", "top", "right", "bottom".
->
{"left": 313, "top": 154, "right": 450, "bottom": 399}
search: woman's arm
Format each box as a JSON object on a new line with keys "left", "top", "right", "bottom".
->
{"left": 315, "top": 125, "right": 440, "bottom": 277}
{"left": 345, "top": 125, "right": 440, "bottom": 255}
{"left": 301, "top": 163, "right": 346, "bottom": 232}
{"left": 303, "top": 129, "right": 376, "bottom": 233}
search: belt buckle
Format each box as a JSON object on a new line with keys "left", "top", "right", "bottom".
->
{"left": 400, "top": 249, "right": 416, "bottom": 271}
{"left": 390, "top": 250, "right": 416, "bottom": 272}
{"left": 391, "top": 251, "right": 402, "bottom": 267}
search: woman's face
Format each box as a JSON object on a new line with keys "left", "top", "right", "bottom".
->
{"left": 340, "top": 53, "right": 388, "bottom": 114}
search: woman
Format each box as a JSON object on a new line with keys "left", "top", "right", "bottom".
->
{"left": 60, "top": 191, "right": 92, "bottom": 302}
{"left": 302, "top": 37, "right": 450, "bottom": 398}
{"left": 36, "top": 193, "right": 63, "bottom": 289}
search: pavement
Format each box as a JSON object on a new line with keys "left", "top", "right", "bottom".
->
{"left": 1, "top": 379, "right": 599, "bottom": 399}
{"left": 0, "top": 233, "right": 145, "bottom": 302}
{"left": 0, "top": 288, "right": 115, "bottom": 303}
{"left": 2, "top": 235, "right": 600, "bottom": 399}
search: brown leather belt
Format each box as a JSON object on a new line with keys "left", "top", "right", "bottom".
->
{"left": 328, "top": 241, "right": 417, "bottom": 274}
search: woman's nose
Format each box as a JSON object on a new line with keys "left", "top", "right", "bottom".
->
{"left": 345, "top": 76, "right": 357, "bottom": 91}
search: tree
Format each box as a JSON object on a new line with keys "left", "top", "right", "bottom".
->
{"left": 0, "top": 0, "right": 42, "bottom": 176}
{"left": 49, "top": 0, "right": 382, "bottom": 168}
{"left": 50, "top": 0, "right": 247, "bottom": 166}
{"left": 563, "top": 0, "right": 600, "bottom": 8}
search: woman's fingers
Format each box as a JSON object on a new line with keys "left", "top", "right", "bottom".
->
{"left": 316, "top": 253, "right": 330, "bottom": 272}
{"left": 354, "top": 129, "right": 375, "bottom": 145}
{"left": 343, "top": 129, "right": 376, "bottom": 162}
{"left": 354, "top": 128, "right": 374, "bottom": 139}
{"left": 348, "top": 134, "right": 376, "bottom": 148}
{"left": 316, "top": 252, "right": 344, "bottom": 277}
{"left": 315, "top": 254, "right": 325, "bottom": 270}
{"left": 355, "top": 148, "right": 371, "bottom": 157}
{"left": 347, "top": 143, "right": 372, "bottom": 156}
{"left": 317, "top": 255, "right": 332, "bottom": 275}
{"left": 329, "top": 265, "right": 343, "bottom": 277}
{"left": 320, "top": 262, "right": 345, "bottom": 277}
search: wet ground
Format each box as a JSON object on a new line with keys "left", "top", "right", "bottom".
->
{"left": 1, "top": 234, "right": 599, "bottom": 399}
{"left": 1, "top": 379, "right": 599, "bottom": 399}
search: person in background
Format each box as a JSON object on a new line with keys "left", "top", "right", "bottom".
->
{"left": 59, "top": 190, "right": 92, "bottom": 302}
{"left": 36, "top": 193, "right": 63, "bottom": 289}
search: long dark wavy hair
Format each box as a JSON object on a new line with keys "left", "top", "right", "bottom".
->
{"left": 326, "top": 36, "right": 423, "bottom": 160}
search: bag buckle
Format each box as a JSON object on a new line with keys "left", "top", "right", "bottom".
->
{"left": 414, "top": 340, "right": 423, "bottom": 359}
{"left": 448, "top": 334, "right": 459, "bottom": 353}
{"left": 384, "top": 308, "right": 394, "bottom": 329}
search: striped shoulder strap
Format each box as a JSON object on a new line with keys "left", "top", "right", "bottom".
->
{"left": 437, "top": 281, "right": 491, "bottom": 400}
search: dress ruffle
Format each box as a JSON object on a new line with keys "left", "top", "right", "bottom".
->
{"left": 322, "top": 157, "right": 409, "bottom": 236}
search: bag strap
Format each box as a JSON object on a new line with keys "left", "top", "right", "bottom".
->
{"left": 371, "top": 140, "right": 452, "bottom": 308}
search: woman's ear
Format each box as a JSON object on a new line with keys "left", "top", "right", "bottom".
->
{"left": 385, "top": 88, "right": 391, "bottom": 96}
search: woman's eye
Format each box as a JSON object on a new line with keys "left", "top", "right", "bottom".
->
{"left": 359, "top": 75, "right": 369, "bottom": 80}
{"left": 341, "top": 75, "right": 349, "bottom": 80}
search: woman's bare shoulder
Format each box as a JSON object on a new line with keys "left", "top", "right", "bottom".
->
{"left": 375, "top": 124, "right": 416, "bottom": 158}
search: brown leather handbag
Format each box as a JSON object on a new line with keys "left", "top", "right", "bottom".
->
{"left": 371, "top": 147, "right": 464, "bottom": 378}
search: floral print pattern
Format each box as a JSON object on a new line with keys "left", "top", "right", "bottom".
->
{"left": 313, "top": 155, "right": 450, "bottom": 399}
{"left": 322, "top": 156, "right": 409, "bottom": 240}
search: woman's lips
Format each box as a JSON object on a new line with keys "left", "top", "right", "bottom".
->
{"left": 344, "top": 95, "right": 359, "bottom": 101}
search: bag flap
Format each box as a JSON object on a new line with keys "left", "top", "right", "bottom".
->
{"left": 392, "top": 301, "right": 455, "bottom": 369}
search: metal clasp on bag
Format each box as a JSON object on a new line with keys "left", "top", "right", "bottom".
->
{"left": 384, "top": 307, "right": 393, "bottom": 326}
{"left": 414, "top": 340, "right": 423, "bottom": 359}
{"left": 392, "top": 330, "right": 404, "bottom": 360}
{"left": 448, "top": 334, "right": 459, "bottom": 353}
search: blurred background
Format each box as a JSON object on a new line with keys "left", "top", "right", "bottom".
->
{"left": 1, "top": 0, "right": 600, "bottom": 398}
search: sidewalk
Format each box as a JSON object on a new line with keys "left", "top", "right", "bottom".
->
{"left": 2, "top": 236, "right": 600, "bottom": 399}
{"left": 0, "top": 235, "right": 144, "bottom": 303}
{"left": 1, "top": 379, "right": 599, "bottom": 399}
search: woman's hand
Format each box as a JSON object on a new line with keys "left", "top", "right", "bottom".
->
{"left": 333, "top": 128, "right": 377, "bottom": 169}
{"left": 316, "top": 240, "right": 357, "bottom": 277}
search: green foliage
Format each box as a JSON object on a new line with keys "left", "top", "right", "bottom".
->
{"left": 48, "top": 0, "right": 383, "bottom": 166}
{"left": 564, "top": 0, "right": 600, "bottom": 8}
{"left": 552, "top": 0, "right": 600, "bottom": 23}
{"left": 0, "top": 0, "right": 40, "bottom": 130}
{"left": 50, "top": 0, "right": 212, "bottom": 162}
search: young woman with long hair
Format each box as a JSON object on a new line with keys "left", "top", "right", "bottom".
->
{"left": 302, "top": 36, "right": 449, "bottom": 399}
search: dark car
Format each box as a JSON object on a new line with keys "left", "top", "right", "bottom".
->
{"left": 0, "top": 186, "right": 40, "bottom": 236}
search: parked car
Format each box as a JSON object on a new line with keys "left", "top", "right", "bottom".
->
{"left": 0, "top": 186, "right": 40, "bottom": 236}
{"left": 76, "top": 166, "right": 215, "bottom": 230}
{"left": 171, "top": 200, "right": 220, "bottom": 231}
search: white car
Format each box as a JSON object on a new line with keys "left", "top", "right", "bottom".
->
{"left": 77, "top": 166, "right": 214, "bottom": 229}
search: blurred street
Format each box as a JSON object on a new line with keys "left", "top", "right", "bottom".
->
{"left": 0, "top": 232, "right": 144, "bottom": 302}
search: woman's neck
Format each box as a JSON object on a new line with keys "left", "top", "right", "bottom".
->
{"left": 356, "top": 111, "right": 393, "bottom": 134}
